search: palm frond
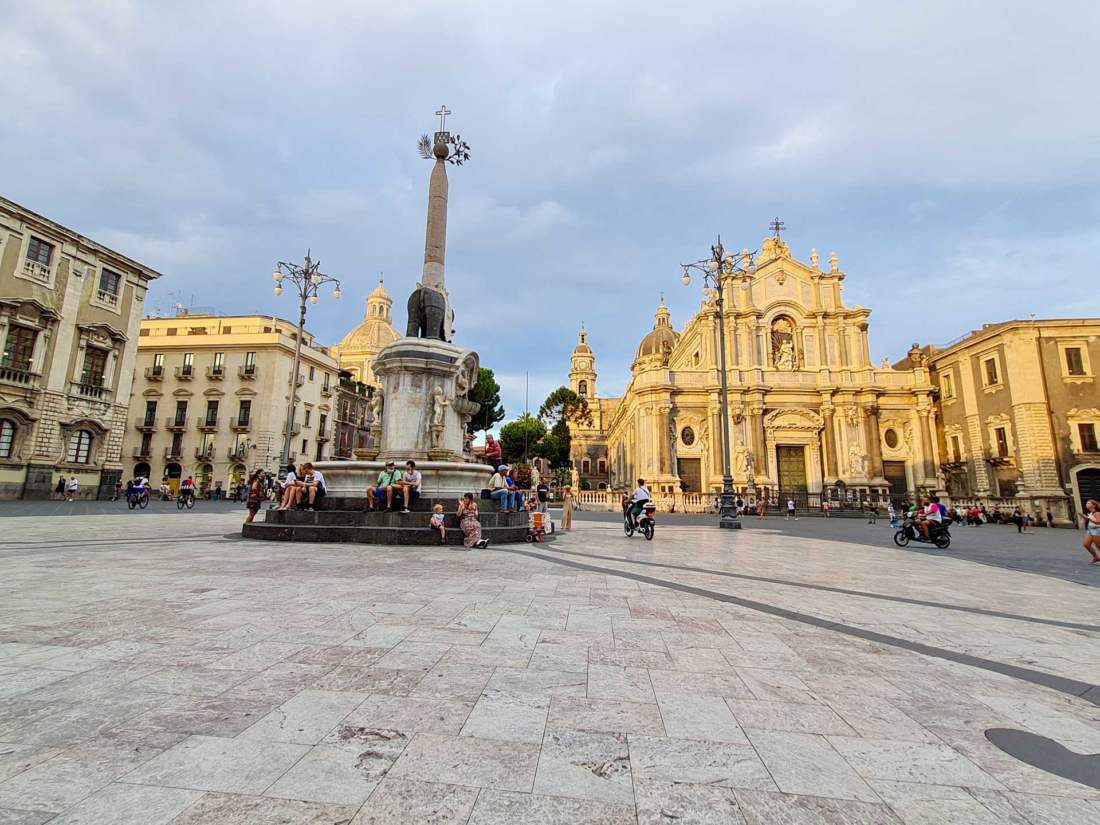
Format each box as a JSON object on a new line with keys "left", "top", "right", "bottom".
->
{"left": 417, "top": 134, "right": 432, "bottom": 159}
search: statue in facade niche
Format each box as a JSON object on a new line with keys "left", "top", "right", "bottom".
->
{"left": 848, "top": 447, "right": 868, "bottom": 477}
{"left": 776, "top": 339, "right": 796, "bottom": 371}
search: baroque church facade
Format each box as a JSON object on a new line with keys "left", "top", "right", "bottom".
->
{"left": 568, "top": 234, "right": 943, "bottom": 507}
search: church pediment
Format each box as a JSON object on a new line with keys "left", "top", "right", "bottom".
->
{"left": 764, "top": 407, "right": 824, "bottom": 432}
{"left": 142, "top": 388, "right": 163, "bottom": 397}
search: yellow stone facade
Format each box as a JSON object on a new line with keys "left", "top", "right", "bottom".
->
{"left": 920, "top": 319, "right": 1100, "bottom": 523}
{"left": 569, "top": 236, "right": 943, "bottom": 506}
{"left": 0, "top": 196, "right": 160, "bottom": 498}
{"left": 122, "top": 314, "right": 338, "bottom": 495}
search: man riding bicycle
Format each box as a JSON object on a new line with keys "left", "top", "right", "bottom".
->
{"left": 179, "top": 476, "right": 196, "bottom": 504}
{"left": 626, "top": 478, "right": 651, "bottom": 528}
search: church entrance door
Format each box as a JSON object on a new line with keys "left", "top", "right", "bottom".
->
{"left": 776, "top": 446, "right": 807, "bottom": 492}
{"left": 677, "top": 458, "right": 701, "bottom": 493}
{"left": 883, "top": 460, "right": 908, "bottom": 505}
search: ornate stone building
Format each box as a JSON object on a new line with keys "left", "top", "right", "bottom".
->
{"left": 569, "top": 234, "right": 943, "bottom": 506}
{"left": 122, "top": 313, "right": 338, "bottom": 495}
{"left": 914, "top": 319, "right": 1100, "bottom": 523}
{"left": 0, "top": 196, "right": 161, "bottom": 498}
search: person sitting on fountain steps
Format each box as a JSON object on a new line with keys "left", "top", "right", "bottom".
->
{"left": 395, "top": 460, "right": 422, "bottom": 513}
{"left": 488, "top": 465, "right": 515, "bottom": 512}
{"left": 367, "top": 461, "right": 399, "bottom": 511}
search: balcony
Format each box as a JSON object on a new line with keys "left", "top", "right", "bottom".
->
{"left": 321, "top": 385, "right": 333, "bottom": 398}
{"left": 96, "top": 289, "right": 119, "bottom": 307}
{"left": 165, "top": 416, "right": 188, "bottom": 432}
{"left": 197, "top": 416, "right": 219, "bottom": 432}
{"left": 0, "top": 364, "right": 37, "bottom": 389}
{"left": 194, "top": 446, "right": 216, "bottom": 460}
{"left": 230, "top": 417, "right": 251, "bottom": 432}
{"left": 22, "top": 260, "right": 50, "bottom": 283}
{"left": 71, "top": 382, "right": 107, "bottom": 400}
{"left": 134, "top": 416, "right": 157, "bottom": 432}
{"left": 175, "top": 365, "right": 194, "bottom": 381}
{"left": 238, "top": 365, "right": 257, "bottom": 380}
{"left": 227, "top": 447, "right": 249, "bottom": 461}
{"left": 132, "top": 445, "right": 152, "bottom": 460}
{"left": 145, "top": 365, "right": 164, "bottom": 381}
{"left": 164, "top": 446, "right": 183, "bottom": 461}
{"left": 285, "top": 423, "right": 302, "bottom": 437}
{"left": 317, "top": 426, "right": 331, "bottom": 443}
{"left": 206, "top": 365, "right": 225, "bottom": 380}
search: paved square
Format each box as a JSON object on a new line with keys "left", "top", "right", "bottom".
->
{"left": 1, "top": 507, "right": 1099, "bottom": 823}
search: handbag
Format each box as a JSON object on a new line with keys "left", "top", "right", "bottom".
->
{"left": 480, "top": 488, "right": 491, "bottom": 499}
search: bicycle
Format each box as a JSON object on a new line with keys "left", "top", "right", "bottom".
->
{"left": 176, "top": 490, "right": 195, "bottom": 510}
{"left": 127, "top": 489, "right": 150, "bottom": 510}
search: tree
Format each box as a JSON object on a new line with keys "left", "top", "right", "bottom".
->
{"left": 499, "top": 415, "right": 545, "bottom": 464}
{"left": 538, "top": 386, "right": 592, "bottom": 430}
{"left": 468, "top": 368, "right": 505, "bottom": 434}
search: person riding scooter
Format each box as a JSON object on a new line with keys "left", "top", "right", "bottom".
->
{"left": 626, "top": 478, "right": 651, "bottom": 528}
{"left": 915, "top": 496, "right": 942, "bottom": 540}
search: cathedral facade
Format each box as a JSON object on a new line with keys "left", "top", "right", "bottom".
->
{"left": 568, "top": 235, "right": 942, "bottom": 507}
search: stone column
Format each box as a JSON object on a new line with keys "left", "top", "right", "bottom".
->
{"left": 821, "top": 402, "right": 839, "bottom": 480}
{"left": 863, "top": 401, "right": 884, "bottom": 480}
{"left": 748, "top": 402, "right": 766, "bottom": 481}
{"left": 917, "top": 407, "right": 936, "bottom": 483}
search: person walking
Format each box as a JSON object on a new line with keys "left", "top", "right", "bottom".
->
{"left": 757, "top": 498, "right": 767, "bottom": 519}
{"left": 244, "top": 470, "right": 266, "bottom": 524}
{"left": 1080, "top": 500, "right": 1100, "bottom": 564}
{"left": 1045, "top": 508, "right": 1055, "bottom": 529}
{"left": 457, "top": 493, "right": 489, "bottom": 549}
{"left": 66, "top": 476, "right": 79, "bottom": 501}
{"left": 1011, "top": 507, "right": 1024, "bottom": 533}
{"left": 785, "top": 498, "right": 797, "bottom": 521}
{"left": 887, "top": 502, "right": 898, "bottom": 528}
{"left": 822, "top": 500, "right": 830, "bottom": 518}
{"left": 53, "top": 477, "right": 66, "bottom": 500}
{"left": 535, "top": 479, "right": 549, "bottom": 514}
{"left": 867, "top": 502, "right": 878, "bottom": 524}
{"left": 561, "top": 485, "right": 574, "bottom": 531}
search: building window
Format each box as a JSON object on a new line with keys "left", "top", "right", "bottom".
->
{"left": 98, "top": 269, "right": 121, "bottom": 303}
{"left": 983, "top": 357, "right": 1000, "bottom": 387}
{"left": 81, "top": 348, "right": 107, "bottom": 387}
{"left": 323, "top": 373, "right": 330, "bottom": 390}
{"left": 143, "top": 400, "right": 157, "bottom": 426}
{"left": 182, "top": 352, "right": 194, "bottom": 376}
{"left": 205, "top": 400, "right": 219, "bottom": 426}
{"left": 304, "top": 409, "right": 312, "bottom": 427}
{"left": 940, "top": 372, "right": 955, "bottom": 399}
{"left": 883, "top": 428, "right": 899, "bottom": 449}
{"left": 152, "top": 353, "right": 164, "bottom": 376}
{"left": 66, "top": 430, "right": 92, "bottom": 464}
{"left": 582, "top": 459, "right": 591, "bottom": 474}
{"left": 238, "top": 400, "right": 251, "bottom": 426}
{"left": 309, "top": 365, "right": 315, "bottom": 381}
{"left": 598, "top": 459, "right": 607, "bottom": 474}
{"left": 950, "top": 435, "right": 962, "bottom": 462}
{"left": 301, "top": 439, "right": 308, "bottom": 454}
{"left": 139, "top": 432, "right": 152, "bottom": 454}
{"left": 319, "top": 413, "right": 327, "bottom": 434}
{"left": 2, "top": 326, "right": 37, "bottom": 371}
{"left": 174, "top": 400, "right": 188, "bottom": 426}
{"left": 212, "top": 352, "right": 224, "bottom": 374}
{"left": 0, "top": 420, "right": 14, "bottom": 458}
{"left": 26, "top": 237, "right": 53, "bottom": 266}
{"left": 994, "top": 426, "right": 1009, "bottom": 458}
{"left": 681, "top": 426, "right": 695, "bottom": 446}
{"left": 1065, "top": 347, "right": 1085, "bottom": 376}
{"left": 170, "top": 432, "right": 183, "bottom": 456}
{"left": 578, "top": 380, "right": 588, "bottom": 397}
{"left": 244, "top": 352, "right": 256, "bottom": 374}
{"left": 1080, "top": 423, "right": 1099, "bottom": 453}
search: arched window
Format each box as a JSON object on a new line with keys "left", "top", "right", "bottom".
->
{"left": 578, "top": 380, "right": 588, "bottom": 397}
{"left": 0, "top": 420, "right": 14, "bottom": 459}
{"left": 66, "top": 430, "right": 92, "bottom": 464}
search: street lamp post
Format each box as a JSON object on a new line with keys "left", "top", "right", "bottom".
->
{"left": 272, "top": 251, "right": 341, "bottom": 468}
{"left": 680, "top": 236, "right": 757, "bottom": 529}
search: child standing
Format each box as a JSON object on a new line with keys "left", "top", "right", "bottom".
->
{"left": 430, "top": 503, "right": 446, "bottom": 544}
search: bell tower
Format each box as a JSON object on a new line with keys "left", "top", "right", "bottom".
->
{"left": 569, "top": 324, "right": 597, "bottom": 400}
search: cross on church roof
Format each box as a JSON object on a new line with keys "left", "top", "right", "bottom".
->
{"left": 769, "top": 217, "right": 786, "bottom": 238}
{"left": 435, "top": 105, "right": 452, "bottom": 132}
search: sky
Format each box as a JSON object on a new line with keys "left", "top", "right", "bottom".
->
{"left": 3, "top": 1, "right": 1099, "bottom": 430}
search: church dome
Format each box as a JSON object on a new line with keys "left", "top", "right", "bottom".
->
{"left": 634, "top": 297, "right": 679, "bottom": 363}
{"left": 337, "top": 277, "right": 398, "bottom": 352}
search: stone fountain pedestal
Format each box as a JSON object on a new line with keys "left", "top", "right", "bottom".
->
{"left": 313, "top": 337, "right": 491, "bottom": 496}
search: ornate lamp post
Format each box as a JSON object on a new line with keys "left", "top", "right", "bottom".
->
{"left": 272, "top": 251, "right": 341, "bottom": 467}
{"left": 680, "top": 236, "right": 757, "bottom": 529}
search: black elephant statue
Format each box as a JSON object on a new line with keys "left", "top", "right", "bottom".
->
{"left": 406, "top": 285, "right": 447, "bottom": 340}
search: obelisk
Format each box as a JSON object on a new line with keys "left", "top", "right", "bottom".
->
{"left": 422, "top": 140, "right": 449, "bottom": 293}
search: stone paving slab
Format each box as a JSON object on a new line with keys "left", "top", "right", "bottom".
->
{"left": 0, "top": 511, "right": 1098, "bottom": 822}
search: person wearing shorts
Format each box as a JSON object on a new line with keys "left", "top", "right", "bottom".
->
{"left": 1081, "top": 499, "right": 1100, "bottom": 565}
{"left": 397, "top": 460, "right": 422, "bottom": 513}
{"left": 368, "top": 462, "right": 399, "bottom": 511}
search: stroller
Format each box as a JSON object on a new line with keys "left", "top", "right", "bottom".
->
{"left": 525, "top": 510, "right": 547, "bottom": 543}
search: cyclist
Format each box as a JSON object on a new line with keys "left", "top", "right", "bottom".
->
{"left": 179, "top": 476, "right": 197, "bottom": 506}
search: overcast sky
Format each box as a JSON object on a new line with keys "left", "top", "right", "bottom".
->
{"left": 3, "top": 1, "right": 1098, "bottom": 427}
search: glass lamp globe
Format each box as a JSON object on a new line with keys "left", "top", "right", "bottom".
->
{"left": 273, "top": 270, "right": 282, "bottom": 282}
{"left": 681, "top": 271, "right": 691, "bottom": 287}
{"left": 309, "top": 294, "right": 318, "bottom": 304}
{"left": 332, "top": 287, "right": 342, "bottom": 300}
{"left": 310, "top": 273, "right": 321, "bottom": 285}
{"left": 273, "top": 285, "right": 282, "bottom": 296}
{"left": 708, "top": 260, "right": 719, "bottom": 273}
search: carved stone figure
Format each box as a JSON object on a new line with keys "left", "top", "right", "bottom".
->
{"left": 571, "top": 467, "right": 580, "bottom": 490}
{"left": 431, "top": 386, "right": 448, "bottom": 426}
{"left": 881, "top": 357, "right": 890, "bottom": 369}
{"left": 776, "top": 339, "right": 796, "bottom": 371}
{"left": 456, "top": 353, "right": 478, "bottom": 396}
{"left": 848, "top": 447, "right": 868, "bottom": 477}
{"left": 368, "top": 388, "right": 384, "bottom": 423}
{"left": 406, "top": 283, "right": 448, "bottom": 340}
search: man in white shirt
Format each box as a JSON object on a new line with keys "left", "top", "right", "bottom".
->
{"left": 397, "top": 460, "right": 422, "bottom": 513}
{"left": 488, "top": 465, "right": 514, "bottom": 512}
{"left": 301, "top": 462, "right": 326, "bottom": 511}
{"left": 627, "top": 478, "right": 650, "bottom": 527}
{"left": 66, "top": 477, "right": 79, "bottom": 501}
